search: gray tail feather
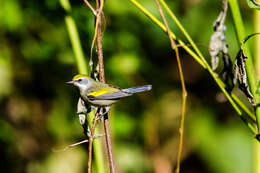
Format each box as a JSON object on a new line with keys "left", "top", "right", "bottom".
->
{"left": 123, "top": 85, "right": 152, "bottom": 94}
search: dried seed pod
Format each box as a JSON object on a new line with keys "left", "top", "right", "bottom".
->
{"left": 209, "top": 0, "right": 234, "bottom": 91}
{"left": 209, "top": 0, "right": 228, "bottom": 71}
{"left": 209, "top": 31, "right": 222, "bottom": 70}
{"left": 233, "top": 33, "right": 260, "bottom": 106}
{"left": 234, "top": 49, "right": 255, "bottom": 106}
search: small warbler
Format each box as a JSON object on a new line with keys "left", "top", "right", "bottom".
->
{"left": 67, "top": 74, "right": 152, "bottom": 107}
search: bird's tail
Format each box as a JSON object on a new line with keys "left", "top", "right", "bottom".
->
{"left": 122, "top": 85, "right": 152, "bottom": 94}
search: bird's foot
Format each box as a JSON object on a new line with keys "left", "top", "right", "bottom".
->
{"left": 94, "top": 107, "right": 110, "bottom": 121}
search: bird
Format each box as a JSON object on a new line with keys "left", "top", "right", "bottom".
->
{"left": 67, "top": 74, "right": 152, "bottom": 108}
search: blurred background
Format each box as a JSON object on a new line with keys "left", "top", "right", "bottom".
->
{"left": 0, "top": 0, "right": 257, "bottom": 172}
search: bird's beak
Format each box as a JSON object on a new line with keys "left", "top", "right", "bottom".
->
{"left": 66, "top": 80, "right": 74, "bottom": 84}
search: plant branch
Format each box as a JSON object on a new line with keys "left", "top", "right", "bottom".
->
{"left": 52, "top": 139, "right": 89, "bottom": 152}
{"left": 129, "top": 0, "right": 206, "bottom": 68}
{"left": 83, "top": 0, "right": 110, "bottom": 172}
{"left": 253, "top": 8, "right": 260, "bottom": 173}
{"left": 60, "top": 0, "right": 105, "bottom": 172}
{"left": 83, "top": 0, "right": 115, "bottom": 171}
{"left": 95, "top": 0, "right": 115, "bottom": 172}
{"left": 232, "top": 93, "right": 256, "bottom": 121}
{"left": 154, "top": 1, "right": 187, "bottom": 172}
{"left": 129, "top": 0, "right": 258, "bottom": 136}
{"left": 159, "top": 0, "right": 205, "bottom": 61}
{"left": 96, "top": 0, "right": 105, "bottom": 82}
{"left": 228, "top": 0, "right": 260, "bottom": 134}
{"left": 83, "top": 0, "right": 97, "bottom": 15}
{"left": 83, "top": 0, "right": 100, "bottom": 72}
{"left": 103, "top": 113, "right": 114, "bottom": 173}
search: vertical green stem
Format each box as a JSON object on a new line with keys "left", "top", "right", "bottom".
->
{"left": 59, "top": 0, "right": 87, "bottom": 74}
{"left": 256, "top": 11, "right": 260, "bottom": 78}
{"left": 65, "top": 16, "right": 88, "bottom": 74}
{"left": 228, "top": 0, "right": 260, "bottom": 131}
{"left": 253, "top": 9, "right": 260, "bottom": 173}
{"left": 87, "top": 114, "right": 106, "bottom": 173}
{"left": 59, "top": 0, "right": 105, "bottom": 172}
{"left": 253, "top": 139, "right": 260, "bottom": 173}
{"left": 228, "top": 0, "right": 257, "bottom": 91}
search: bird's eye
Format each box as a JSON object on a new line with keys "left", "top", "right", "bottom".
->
{"left": 78, "top": 79, "right": 82, "bottom": 82}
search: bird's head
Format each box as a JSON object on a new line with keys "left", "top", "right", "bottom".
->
{"left": 67, "top": 74, "right": 93, "bottom": 91}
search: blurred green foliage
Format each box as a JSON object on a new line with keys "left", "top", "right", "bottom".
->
{"left": 0, "top": 0, "right": 255, "bottom": 172}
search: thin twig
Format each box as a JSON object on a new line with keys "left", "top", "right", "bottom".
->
{"left": 88, "top": 113, "right": 100, "bottom": 173}
{"left": 83, "top": 0, "right": 107, "bottom": 172}
{"left": 154, "top": 1, "right": 187, "bottom": 173}
{"left": 83, "top": 0, "right": 97, "bottom": 15}
{"left": 96, "top": 0, "right": 105, "bottom": 82}
{"left": 103, "top": 113, "right": 115, "bottom": 172}
{"left": 52, "top": 139, "right": 89, "bottom": 152}
{"left": 90, "top": 21, "right": 99, "bottom": 71}
{"left": 95, "top": 0, "right": 115, "bottom": 172}
{"left": 221, "top": 0, "right": 228, "bottom": 28}
{"left": 83, "top": 0, "right": 99, "bottom": 72}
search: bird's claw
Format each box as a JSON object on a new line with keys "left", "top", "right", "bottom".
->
{"left": 94, "top": 115, "right": 104, "bottom": 121}
{"left": 93, "top": 133, "right": 105, "bottom": 138}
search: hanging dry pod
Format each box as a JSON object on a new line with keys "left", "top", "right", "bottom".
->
{"left": 234, "top": 49, "right": 255, "bottom": 106}
{"left": 209, "top": 0, "right": 234, "bottom": 91}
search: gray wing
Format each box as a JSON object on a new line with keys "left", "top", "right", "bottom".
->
{"left": 87, "top": 91, "right": 132, "bottom": 100}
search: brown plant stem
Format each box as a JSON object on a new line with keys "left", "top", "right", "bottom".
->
{"left": 95, "top": 0, "right": 115, "bottom": 172}
{"left": 83, "top": 0, "right": 111, "bottom": 172}
{"left": 103, "top": 114, "right": 115, "bottom": 172}
{"left": 154, "top": 1, "right": 187, "bottom": 173}
{"left": 83, "top": 0, "right": 96, "bottom": 15}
